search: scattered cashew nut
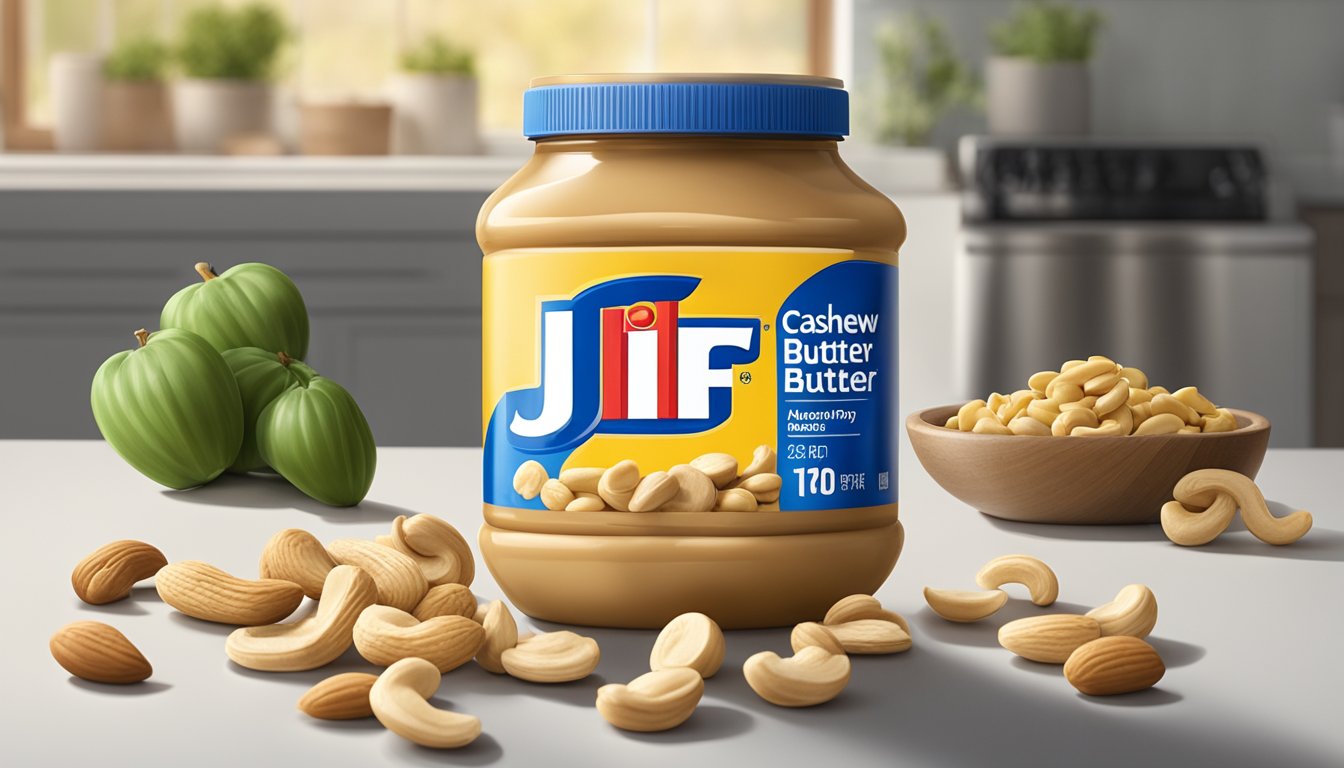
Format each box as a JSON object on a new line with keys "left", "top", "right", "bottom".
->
{"left": 370, "top": 657, "right": 481, "bottom": 749}
{"left": 225, "top": 565, "right": 378, "bottom": 672}
{"left": 975, "top": 554, "right": 1059, "bottom": 606}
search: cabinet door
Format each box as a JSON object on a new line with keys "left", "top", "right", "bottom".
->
{"left": 0, "top": 313, "right": 146, "bottom": 438}
{"left": 331, "top": 316, "right": 482, "bottom": 447}
{"left": 1318, "top": 300, "right": 1344, "bottom": 447}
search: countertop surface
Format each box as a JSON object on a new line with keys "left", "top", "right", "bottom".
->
{"left": 2, "top": 441, "right": 1341, "bottom": 768}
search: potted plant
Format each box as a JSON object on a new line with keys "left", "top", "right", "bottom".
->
{"left": 874, "top": 15, "right": 980, "bottom": 147}
{"left": 99, "top": 37, "right": 174, "bottom": 152}
{"left": 987, "top": 1, "right": 1102, "bottom": 136}
{"left": 389, "top": 35, "right": 479, "bottom": 155}
{"left": 862, "top": 15, "right": 979, "bottom": 191}
{"left": 171, "top": 2, "right": 287, "bottom": 154}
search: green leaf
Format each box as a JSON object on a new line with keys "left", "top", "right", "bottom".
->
{"left": 178, "top": 2, "right": 288, "bottom": 81}
{"left": 871, "top": 13, "right": 982, "bottom": 146}
{"left": 990, "top": 1, "right": 1104, "bottom": 62}
{"left": 400, "top": 35, "right": 475, "bottom": 76}
{"left": 103, "top": 37, "right": 171, "bottom": 81}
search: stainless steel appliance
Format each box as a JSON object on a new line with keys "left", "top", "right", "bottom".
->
{"left": 956, "top": 137, "right": 1314, "bottom": 446}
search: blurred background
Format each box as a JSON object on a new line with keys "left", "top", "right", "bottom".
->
{"left": 0, "top": 0, "right": 1340, "bottom": 448}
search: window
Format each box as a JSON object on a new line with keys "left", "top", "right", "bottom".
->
{"left": 3, "top": 0, "right": 831, "bottom": 150}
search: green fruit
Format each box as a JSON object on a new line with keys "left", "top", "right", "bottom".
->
{"left": 161, "top": 262, "right": 309, "bottom": 358}
{"left": 222, "top": 347, "right": 317, "bottom": 474}
{"left": 257, "top": 377, "right": 376, "bottom": 506}
{"left": 91, "top": 328, "right": 244, "bottom": 490}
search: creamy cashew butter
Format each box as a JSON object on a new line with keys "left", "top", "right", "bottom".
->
{"left": 478, "top": 74, "right": 905, "bottom": 628}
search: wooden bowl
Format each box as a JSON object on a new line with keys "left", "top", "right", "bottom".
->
{"left": 906, "top": 405, "right": 1270, "bottom": 524}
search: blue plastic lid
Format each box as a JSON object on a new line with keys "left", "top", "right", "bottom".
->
{"left": 522, "top": 74, "right": 848, "bottom": 139}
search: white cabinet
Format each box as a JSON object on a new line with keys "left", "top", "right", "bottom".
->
{"left": 0, "top": 189, "right": 488, "bottom": 445}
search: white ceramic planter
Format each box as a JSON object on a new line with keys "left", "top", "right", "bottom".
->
{"left": 49, "top": 53, "right": 103, "bottom": 152}
{"left": 986, "top": 57, "right": 1090, "bottom": 136}
{"left": 171, "top": 79, "right": 273, "bottom": 154}
{"left": 388, "top": 73, "right": 480, "bottom": 155}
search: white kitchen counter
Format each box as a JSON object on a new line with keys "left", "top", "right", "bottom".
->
{"left": 2, "top": 441, "right": 1340, "bottom": 767}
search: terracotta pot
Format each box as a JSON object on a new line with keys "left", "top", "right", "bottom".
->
{"left": 986, "top": 57, "right": 1090, "bottom": 136}
{"left": 388, "top": 73, "right": 479, "bottom": 155}
{"left": 299, "top": 102, "right": 392, "bottom": 155}
{"left": 99, "top": 81, "right": 174, "bottom": 152}
{"left": 171, "top": 79, "right": 273, "bottom": 154}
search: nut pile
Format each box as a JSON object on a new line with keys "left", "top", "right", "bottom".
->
{"left": 1161, "top": 468, "right": 1313, "bottom": 546}
{"left": 945, "top": 356, "right": 1237, "bottom": 436}
{"left": 924, "top": 554, "right": 1166, "bottom": 696}
{"left": 52, "top": 513, "right": 603, "bottom": 750}
{"left": 512, "top": 444, "right": 782, "bottom": 512}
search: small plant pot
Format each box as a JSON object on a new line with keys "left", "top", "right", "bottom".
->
{"left": 99, "top": 81, "right": 174, "bottom": 152}
{"left": 986, "top": 57, "right": 1090, "bottom": 136}
{"left": 171, "top": 79, "right": 274, "bottom": 154}
{"left": 299, "top": 102, "right": 392, "bottom": 156}
{"left": 388, "top": 73, "right": 480, "bottom": 155}
{"left": 49, "top": 52, "right": 103, "bottom": 152}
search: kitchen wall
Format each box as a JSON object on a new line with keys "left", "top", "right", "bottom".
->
{"left": 851, "top": 0, "right": 1344, "bottom": 166}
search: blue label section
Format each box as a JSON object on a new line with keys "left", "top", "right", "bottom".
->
{"left": 775, "top": 260, "right": 897, "bottom": 510}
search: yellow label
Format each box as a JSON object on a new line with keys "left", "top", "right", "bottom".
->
{"left": 483, "top": 247, "right": 897, "bottom": 511}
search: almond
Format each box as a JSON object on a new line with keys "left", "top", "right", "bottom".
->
{"left": 353, "top": 605, "right": 485, "bottom": 673}
{"left": 50, "top": 621, "right": 151, "bottom": 684}
{"left": 413, "top": 583, "right": 477, "bottom": 622}
{"left": 327, "top": 539, "right": 428, "bottom": 612}
{"left": 998, "top": 614, "right": 1102, "bottom": 664}
{"left": 1064, "top": 636, "right": 1165, "bottom": 695}
{"left": 156, "top": 560, "right": 304, "bottom": 625}
{"left": 298, "top": 672, "right": 378, "bottom": 719}
{"left": 71, "top": 540, "right": 167, "bottom": 605}
{"left": 827, "top": 618, "right": 912, "bottom": 654}
{"left": 258, "top": 528, "right": 334, "bottom": 600}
